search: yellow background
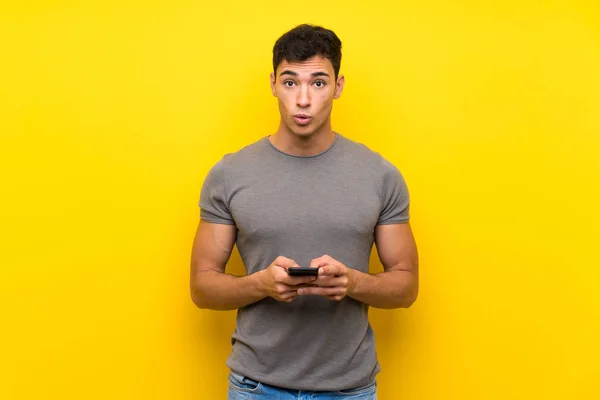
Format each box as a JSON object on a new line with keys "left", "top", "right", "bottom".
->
{"left": 1, "top": 1, "right": 599, "bottom": 399}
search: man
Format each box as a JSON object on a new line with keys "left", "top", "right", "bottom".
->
{"left": 190, "top": 24, "right": 418, "bottom": 399}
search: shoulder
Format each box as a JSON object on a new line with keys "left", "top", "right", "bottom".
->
{"left": 210, "top": 137, "right": 269, "bottom": 173}
{"left": 337, "top": 134, "right": 400, "bottom": 174}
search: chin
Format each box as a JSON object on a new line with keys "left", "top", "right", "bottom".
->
{"left": 287, "top": 123, "right": 320, "bottom": 138}
{"left": 291, "top": 129, "right": 316, "bottom": 138}
{"left": 284, "top": 125, "right": 314, "bottom": 138}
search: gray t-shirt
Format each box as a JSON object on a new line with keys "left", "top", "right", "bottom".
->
{"left": 199, "top": 133, "right": 410, "bottom": 391}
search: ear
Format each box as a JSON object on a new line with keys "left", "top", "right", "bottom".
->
{"left": 270, "top": 72, "right": 277, "bottom": 97}
{"left": 333, "top": 74, "right": 345, "bottom": 99}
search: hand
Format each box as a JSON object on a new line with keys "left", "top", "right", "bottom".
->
{"left": 257, "top": 256, "right": 318, "bottom": 302}
{"left": 297, "top": 255, "right": 356, "bottom": 301}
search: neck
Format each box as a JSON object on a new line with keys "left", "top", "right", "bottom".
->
{"left": 270, "top": 120, "right": 336, "bottom": 157}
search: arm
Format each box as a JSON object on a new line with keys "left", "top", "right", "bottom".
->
{"left": 190, "top": 221, "right": 264, "bottom": 310}
{"left": 300, "top": 223, "right": 418, "bottom": 309}
{"left": 190, "top": 221, "right": 318, "bottom": 310}
{"left": 349, "top": 222, "right": 419, "bottom": 309}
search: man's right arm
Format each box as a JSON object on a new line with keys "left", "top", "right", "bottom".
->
{"left": 190, "top": 221, "right": 316, "bottom": 310}
{"left": 190, "top": 221, "right": 265, "bottom": 310}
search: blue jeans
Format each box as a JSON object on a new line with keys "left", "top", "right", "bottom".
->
{"left": 228, "top": 372, "right": 377, "bottom": 399}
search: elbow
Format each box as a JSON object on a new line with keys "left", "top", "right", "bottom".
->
{"left": 190, "top": 290, "right": 232, "bottom": 311}
{"left": 190, "top": 268, "right": 220, "bottom": 309}
{"left": 190, "top": 269, "right": 236, "bottom": 311}
{"left": 377, "top": 288, "right": 418, "bottom": 310}
{"left": 399, "top": 290, "right": 418, "bottom": 308}
{"left": 190, "top": 278, "right": 212, "bottom": 309}
{"left": 397, "top": 278, "right": 419, "bottom": 309}
{"left": 190, "top": 275, "right": 231, "bottom": 310}
{"left": 190, "top": 287, "right": 209, "bottom": 309}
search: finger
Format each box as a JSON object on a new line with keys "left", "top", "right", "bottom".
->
{"left": 280, "top": 290, "right": 297, "bottom": 300}
{"left": 274, "top": 256, "right": 299, "bottom": 269}
{"left": 274, "top": 283, "right": 293, "bottom": 297}
{"left": 309, "top": 255, "right": 332, "bottom": 268}
{"left": 272, "top": 265, "right": 313, "bottom": 283}
{"left": 297, "top": 287, "right": 346, "bottom": 297}
{"left": 277, "top": 285, "right": 298, "bottom": 299}
{"left": 281, "top": 275, "right": 318, "bottom": 286}
{"left": 282, "top": 295, "right": 297, "bottom": 303}
{"left": 319, "top": 264, "right": 344, "bottom": 276}
{"left": 294, "top": 282, "right": 318, "bottom": 288}
{"left": 313, "top": 276, "right": 346, "bottom": 287}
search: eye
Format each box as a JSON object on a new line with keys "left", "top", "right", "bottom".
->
{"left": 314, "top": 80, "right": 326, "bottom": 88}
{"left": 283, "top": 80, "right": 295, "bottom": 87}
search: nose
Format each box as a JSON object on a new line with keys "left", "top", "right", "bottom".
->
{"left": 296, "top": 84, "right": 311, "bottom": 108}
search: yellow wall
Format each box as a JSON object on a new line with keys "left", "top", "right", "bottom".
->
{"left": 1, "top": 1, "right": 599, "bottom": 399}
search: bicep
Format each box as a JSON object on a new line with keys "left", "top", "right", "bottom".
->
{"left": 191, "top": 220, "right": 237, "bottom": 275}
{"left": 374, "top": 223, "right": 418, "bottom": 273}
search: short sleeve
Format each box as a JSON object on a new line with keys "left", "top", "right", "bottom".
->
{"left": 377, "top": 160, "right": 410, "bottom": 225}
{"left": 199, "top": 160, "right": 236, "bottom": 225}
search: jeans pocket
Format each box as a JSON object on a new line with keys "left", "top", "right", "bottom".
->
{"left": 228, "top": 372, "right": 262, "bottom": 392}
{"left": 336, "top": 380, "right": 377, "bottom": 395}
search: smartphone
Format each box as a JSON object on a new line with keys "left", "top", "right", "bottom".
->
{"left": 287, "top": 267, "right": 319, "bottom": 276}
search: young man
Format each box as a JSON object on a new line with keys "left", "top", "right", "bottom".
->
{"left": 190, "top": 24, "right": 419, "bottom": 399}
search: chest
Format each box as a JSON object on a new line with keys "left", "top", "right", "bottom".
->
{"left": 228, "top": 167, "right": 382, "bottom": 243}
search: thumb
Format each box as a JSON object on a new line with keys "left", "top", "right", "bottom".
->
{"left": 319, "top": 264, "right": 340, "bottom": 276}
{"left": 275, "top": 256, "right": 298, "bottom": 269}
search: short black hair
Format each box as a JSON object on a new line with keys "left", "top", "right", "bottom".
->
{"left": 273, "top": 24, "right": 342, "bottom": 79}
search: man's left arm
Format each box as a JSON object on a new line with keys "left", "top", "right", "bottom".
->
{"left": 298, "top": 223, "right": 418, "bottom": 309}
{"left": 349, "top": 222, "right": 418, "bottom": 308}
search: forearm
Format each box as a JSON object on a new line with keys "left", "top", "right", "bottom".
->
{"left": 348, "top": 269, "right": 418, "bottom": 309}
{"left": 191, "top": 270, "right": 266, "bottom": 310}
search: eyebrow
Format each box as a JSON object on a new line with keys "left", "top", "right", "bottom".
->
{"left": 279, "top": 70, "right": 330, "bottom": 78}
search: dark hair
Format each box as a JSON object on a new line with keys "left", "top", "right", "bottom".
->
{"left": 273, "top": 24, "right": 342, "bottom": 78}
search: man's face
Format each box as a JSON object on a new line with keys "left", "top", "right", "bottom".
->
{"left": 270, "top": 56, "right": 344, "bottom": 138}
